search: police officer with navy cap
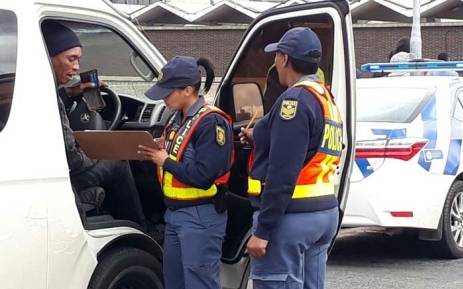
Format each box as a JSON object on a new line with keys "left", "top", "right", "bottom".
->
{"left": 138, "top": 56, "right": 233, "bottom": 289}
{"left": 240, "top": 27, "right": 343, "bottom": 289}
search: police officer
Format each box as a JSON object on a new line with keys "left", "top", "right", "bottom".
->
{"left": 42, "top": 21, "right": 147, "bottom": 227}
{"left": 138, "top": 56, "right": 233, "bottom": 289}
{"left": 240, "top": 27, "right": 342, "bottom": 289}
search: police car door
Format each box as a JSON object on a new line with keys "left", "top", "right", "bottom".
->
{"left": 215, "top": 1, "right": 356, "bottom": 288}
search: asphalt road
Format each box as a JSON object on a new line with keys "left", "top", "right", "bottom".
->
{"left": 247, "top": 228, "right": 463, "bottom": 289}
{"left": 326, "top": 228, "right": 463, "bottom": 289}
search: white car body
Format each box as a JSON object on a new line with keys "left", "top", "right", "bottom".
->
{"left": 344, "top": 76, "right": 463, "bottom": 231}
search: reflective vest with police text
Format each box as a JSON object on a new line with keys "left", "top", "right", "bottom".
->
{"left": 248, "top": 80, "right": 343, "bottom": 200}
{"left": 158, "top": 105, "right": 233, "bottom": 204}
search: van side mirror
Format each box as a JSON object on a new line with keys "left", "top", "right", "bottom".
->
{"left": 232, "top": 83, "right": 264, "bottom": 123}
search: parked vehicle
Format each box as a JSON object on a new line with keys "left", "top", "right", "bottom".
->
{"left": 0, "top": 0, "right": 355, "bottom": 288}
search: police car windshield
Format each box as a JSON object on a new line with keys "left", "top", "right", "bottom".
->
{"left": 357, "top": 86, "right": 433, "bottom": 123}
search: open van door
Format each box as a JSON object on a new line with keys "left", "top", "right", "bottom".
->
{"left": 216, "top": 1, "right": 356, "bottom": 288}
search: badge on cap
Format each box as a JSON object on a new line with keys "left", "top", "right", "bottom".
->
{"left": 280, "top": 100, "right": 298, "bottom": 120}
{"left": 216, "top": 126, "right": 226, "bottom": 146}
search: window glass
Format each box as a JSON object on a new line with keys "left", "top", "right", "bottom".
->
{"left": 61, "top": 21, "right": 156, "bottom": 99}
{"left": 230, "top": 15, "right": 334, "bottom": 116}
{"left": 453, "top": 90, "right": 463, "bottom": 122}
{"left": 357, "top": 87, "right": 432, "bottom": 123}
{"left": 233, "top": 83, "right": 264, "bottom": 123}
{"left": 0, "top": 9, "right": 18, "bottom": 132}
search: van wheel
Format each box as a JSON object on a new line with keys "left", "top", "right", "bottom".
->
{"left": 88, "top": 247, "right": 163, "bottom": 289}
{"left": 437, "top": 181, "right": 463, "bottom": 258}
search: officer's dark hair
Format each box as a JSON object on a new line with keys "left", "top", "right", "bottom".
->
{"left": 438, "top": 52, "right": 449, "bottom": 61}
{"left": 287, "top": 56, "right": 319, "bottom": 75}
{"left": 388, "top": 37, "right": 410, "bottom": 60}
{"left": 396, "top": 37, "right": 410, "bottom": 53}
{"left": 193, "top": 57, "right": 215, "bottom": 94}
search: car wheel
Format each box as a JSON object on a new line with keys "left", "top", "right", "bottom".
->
{"left": 88, "top": 247, "right": 163, "bottom": 289}
{"left": 437, "top": 180, "right": 463, "bottom": 258}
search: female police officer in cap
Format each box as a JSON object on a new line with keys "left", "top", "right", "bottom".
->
{"left": 240, "top": 27, "right": 343, "bottom": 289}
{"left": 138, "top": 56, "right": 233, "bottom": 289}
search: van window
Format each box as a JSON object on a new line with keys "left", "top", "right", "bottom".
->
{"left": 49, "top": 21, "right": 157, "bottom": 99}
{"left": 0, "top": 10, "right": 18, "bottom": 132}
{"left": 227, "top": 15, "right": 334, "bottom": 120}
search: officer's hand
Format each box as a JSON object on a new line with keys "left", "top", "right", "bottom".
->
{"left": 239, "top": 127, "right": 254, "bottom": 145}
{"left": 137, "top": 145, "right": 168, "bottom": 166}
{"left": 247, "top": 234, "right": 268, "bottom": 257}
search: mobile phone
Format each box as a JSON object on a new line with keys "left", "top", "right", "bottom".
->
{"left": 80, "top": 69, "right": 106, "bottom": 111}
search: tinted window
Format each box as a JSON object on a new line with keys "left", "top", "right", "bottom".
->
{"left": 0, "top": 10, "right": 17, "bottom": 132}
{"left": 357, "top": 87, "right": 433, "bottom": 123}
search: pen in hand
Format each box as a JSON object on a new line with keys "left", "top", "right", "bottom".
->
{"left": 240, "top": 111, "right": 258, "bottom": 144}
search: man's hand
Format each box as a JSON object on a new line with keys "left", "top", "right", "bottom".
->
{"left": 64, "top": 80, "right": 108, "bottom": 98}
{"left": 247, "top": 234, "right": 269, "bottom": 257}
{"left": 64, "top": 82, "right": 95, "bottom": 98}
{"left": 137, "top": 145, "right": 169, "bottom": 166}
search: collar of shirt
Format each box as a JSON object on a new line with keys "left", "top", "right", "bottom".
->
{"left": 295, "top": 74, "right": 320, "bottom": 85}
{"left": 172, "top": 95, "right": 206, "bottom": 125}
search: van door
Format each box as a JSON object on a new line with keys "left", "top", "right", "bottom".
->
{"left": 216, "top": 1, "right": 356, "bottom": 288}
{"left": 0, "top": 4, "right": 49, "bottom": 289}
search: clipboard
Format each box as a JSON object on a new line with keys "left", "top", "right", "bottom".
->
{"left": 74, "top": 130, "right": 162, "bottom": 161}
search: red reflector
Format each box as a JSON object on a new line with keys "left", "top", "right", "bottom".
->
{"left": 390, "top": 211, "right": 414, "bottom": 218}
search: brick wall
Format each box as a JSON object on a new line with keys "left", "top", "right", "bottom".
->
{"left": 354, "top": 24, "right": 463, "bottom": 65}
{"left": 144, "top": 24, "right": 463, "bottom": 76}
{"left": 145, "top": 28, "right": 246, "bottom": 76}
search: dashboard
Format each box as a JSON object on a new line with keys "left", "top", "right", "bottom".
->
{"left": 117, "top": 94, "right": 172, "bottom": 137}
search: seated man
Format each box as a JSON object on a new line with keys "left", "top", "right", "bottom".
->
{"left": 42, "top": 21, "right": 147, "bottom": 227}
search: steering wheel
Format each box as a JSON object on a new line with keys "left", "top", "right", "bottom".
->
{"left": 68, "top": 86, "right": 122, "bottom": 131}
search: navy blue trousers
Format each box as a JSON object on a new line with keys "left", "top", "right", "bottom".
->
{"left": 163, "top": 204, "right": 227, "bottom": 289}
{"left": 250, "top": 208, "right": 338, "bottom": 289}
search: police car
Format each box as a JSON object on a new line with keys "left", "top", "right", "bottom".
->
{"left": 0, "top": 1, "right": 355, "bottom": 288}
{"left": 343, "top": 61, "right": 463, "bottom": 258}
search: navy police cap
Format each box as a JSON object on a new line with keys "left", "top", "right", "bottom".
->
{"left": 264, "top": 27, "right": 322, "bottom": 64}
{"left": 145, "top": 56, "right": 201, "bottom": 100}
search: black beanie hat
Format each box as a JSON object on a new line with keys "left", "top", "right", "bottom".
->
{"left": 42, "top": 21, "right": 82, "bottom": 57}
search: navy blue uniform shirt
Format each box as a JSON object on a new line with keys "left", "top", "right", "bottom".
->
{"left": 163, "top": 96, "right": 233, "bottom": 191}
{"left": 250, "top": 76, "right": 337, "bottom": 240}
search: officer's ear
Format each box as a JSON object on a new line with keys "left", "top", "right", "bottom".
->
{"left": 282, "top": 53, "right": 289, "bottom": 68}
{"left": 183, "top": 85, "right": 195, "bottom": 97}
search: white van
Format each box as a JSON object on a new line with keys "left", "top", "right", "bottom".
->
{"left": 0, "top": 1, "right": 356, "bottom": 288}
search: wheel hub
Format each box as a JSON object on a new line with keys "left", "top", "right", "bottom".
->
{"left": 450, "top": 191, "right": 463, "bottom": 248}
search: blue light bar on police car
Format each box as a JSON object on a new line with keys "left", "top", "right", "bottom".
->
{"left": 361, "top": 61, "right": 463, "bottom": 73}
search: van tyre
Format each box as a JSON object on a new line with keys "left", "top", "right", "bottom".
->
{"left": 88, "top": 247, "right": 163, "bottom": 289}
{"left": 437, "top": 181, "right": 463, "bottom": 258}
